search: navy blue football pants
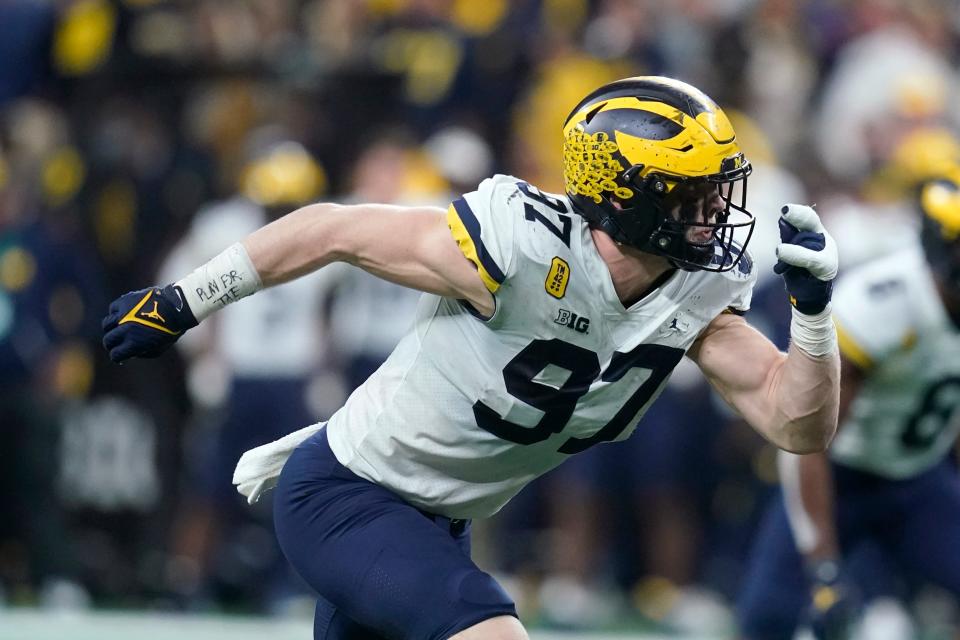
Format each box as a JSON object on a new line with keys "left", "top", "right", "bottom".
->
{"left": 737, "top": 460, "right": 960, "bottom": 640}
{"left": 273, "top": 429, "right": 517, "bottom": 640}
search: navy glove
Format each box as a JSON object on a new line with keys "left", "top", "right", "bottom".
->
{"left": 774, "top": 204, "right": 838, "bottom": 315}
{"left": 804, "top": 560, "right": 860, "bottom": 640}
{"left": 102, "top": 284, "right": 198, "bottom": 363}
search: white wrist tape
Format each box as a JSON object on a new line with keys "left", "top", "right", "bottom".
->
{"left": 790, "top": 304, "right": 837, "bottom": 358}
{"left": 176, "top": 242, "right": 262, "bottom": 322}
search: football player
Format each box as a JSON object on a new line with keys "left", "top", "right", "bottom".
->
{"left": 102, "top": 77, "right": 840, "bottom": 640}
{"left": 737, "top": 167, "right": 960, "bottom": 640}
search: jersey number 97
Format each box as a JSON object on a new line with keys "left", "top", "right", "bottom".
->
{"left": 474, "top": 339, "right": 684, "bottom": 454}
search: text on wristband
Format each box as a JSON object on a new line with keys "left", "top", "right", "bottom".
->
{"left": 195, "top": 270, "right": 246, "bottom": 307}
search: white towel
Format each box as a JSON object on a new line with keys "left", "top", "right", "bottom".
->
{"left": 232, "top": 423, "right": 324, "bottom": 504}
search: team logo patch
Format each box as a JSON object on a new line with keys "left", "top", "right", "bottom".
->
{"left": 555, "top": 308, "right": 590, "bottom": 334}
{"left": 119, "top": 289, "right": 181, "bottom": 335}
{"left": 140, "top": 300, "right": 166, "bottom": 323}
{"left": 545, "top": 256, "right": 570, "bottom": 299}
{"left": 659, "top": 314, "right": 690, "bottom": 336}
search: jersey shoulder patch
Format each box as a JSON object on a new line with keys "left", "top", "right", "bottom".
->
{"left": 832, "top": 246, "right": 925, "bottom": 367}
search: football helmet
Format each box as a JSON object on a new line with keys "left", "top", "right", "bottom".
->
{"left": 919, "top": 166, "right": 960, "bottom": 292}
{"left": 240, "top": 140, "right": 326, "bottom": 208}
{"left": 562, "top": 76, "right": 755, "bottom": 272}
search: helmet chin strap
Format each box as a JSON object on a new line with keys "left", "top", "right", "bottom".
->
{"left": 572, "top": 196, "right": 633, "bottom": 245}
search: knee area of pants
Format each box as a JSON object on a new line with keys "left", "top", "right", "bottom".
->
{"left": 450, "top": 569, "right": 514, "bottom": 608}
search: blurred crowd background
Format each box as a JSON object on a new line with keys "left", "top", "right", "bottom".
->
{"left": 3, "top": 0, "right": 960, "bottom": 635}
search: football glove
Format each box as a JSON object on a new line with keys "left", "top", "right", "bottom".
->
{"left": 804, "top": 560, "right": 860, "bottom": 640}
{"left": 102, "top": 285, "right": 198, "bottom": 363}
{"left": 774, "top": 204, "right": 838, "bottom": 315}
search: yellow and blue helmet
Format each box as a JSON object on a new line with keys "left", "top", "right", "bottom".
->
{"left": 240, "top": 140, "right": 326, "bottom": 208}
{"left": 562, "top": 76, "right": 755, "bottom": 272}
{"left": 919, "top": 165, "right": 960, "bottom": 292}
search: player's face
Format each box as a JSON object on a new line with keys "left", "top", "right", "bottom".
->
{"left": 665, "top": 180, "right": 725, "bottom": 246}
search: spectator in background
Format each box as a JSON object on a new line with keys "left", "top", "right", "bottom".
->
{"left": 808, "top": 0, "right": 959, "bottom": 270}
{"left": 0, "top": 100, "right": 104, "bottom": 607}
{"left": 0, "top": 1, "right": 56, "bottom": 105}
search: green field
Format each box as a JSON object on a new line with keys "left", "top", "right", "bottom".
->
{"left": 0, "top": 608, "right": 723, "bottom": 640}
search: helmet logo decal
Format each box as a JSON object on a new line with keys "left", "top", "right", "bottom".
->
{"left": 563, "top": 127, "right": 634, "bottom": 204}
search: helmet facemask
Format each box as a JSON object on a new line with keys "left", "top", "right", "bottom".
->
{"left": 578, "top": 162, "right": 756, "bottom": 273}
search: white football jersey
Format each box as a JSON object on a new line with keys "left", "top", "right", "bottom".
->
{"left": 830, "top": 243, "right": 960, "bottom": 478}
{"left": 326, "top": 175, "right": 756, "bottom": 518}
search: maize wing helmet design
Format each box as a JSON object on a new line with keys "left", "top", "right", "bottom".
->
{"left": 562, "top": 76, "right": 755, "bottom": 271}
{"left": 919, "top": 167, "right": 960, "bottom": 292}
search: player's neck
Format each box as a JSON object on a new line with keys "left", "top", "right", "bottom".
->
{"left": 591, "top": 228, "right": 675, "bottom": 307}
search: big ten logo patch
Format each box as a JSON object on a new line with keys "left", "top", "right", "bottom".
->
{"left": 555, "top": 308, "right": 590, "bottom": 334}
{"left": 545, "top": 256, "right": 570, "bottom": 299}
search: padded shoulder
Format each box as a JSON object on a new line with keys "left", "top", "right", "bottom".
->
{"left": 831, "top": 246, "right": 924, "bottom": 368}
{"left": 447, "top": 174, "right": 524, "bottom": 293}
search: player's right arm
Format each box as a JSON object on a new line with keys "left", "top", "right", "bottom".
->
{"left": 102, "top": 202, "right": 493, "bottom": 362}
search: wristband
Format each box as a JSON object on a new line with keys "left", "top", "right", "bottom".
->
{"left": 790, "top": 304, "right": 837, "bottom": 358}
{"left": 176, "top": 242, "right": 262, "bottom": 321}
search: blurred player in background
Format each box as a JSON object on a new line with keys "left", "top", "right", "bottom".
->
{"left": 158, "top": 132, "right": 331, "bottom": 609}
{"left": 102, "top": 76, "right": 841, "bottom": 640}
{"left": 737, "top": 167, "right": 960, "bottom": 640}
{"left": 810, "top": 4, "right": 959, "bottom": 272}
{"left": 324, "top": 128, "right": 480, "bottom": 392}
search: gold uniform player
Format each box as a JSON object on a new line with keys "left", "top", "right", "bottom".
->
{"left": 102, "top": 77, "right": 840, "bottom": 640}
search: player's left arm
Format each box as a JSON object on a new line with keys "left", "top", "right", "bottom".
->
{"left": 688, "top": 204, "right": 840, "bottom": 454}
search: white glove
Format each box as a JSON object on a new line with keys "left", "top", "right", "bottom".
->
{"left": 775, "top": 204, "right": 839, "bottom": 357}
{"left": 776, "top": 204, "right": 838, "bottom": 281}
{"left": 232, "top": 423, "right": 323, "bottom": 504}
